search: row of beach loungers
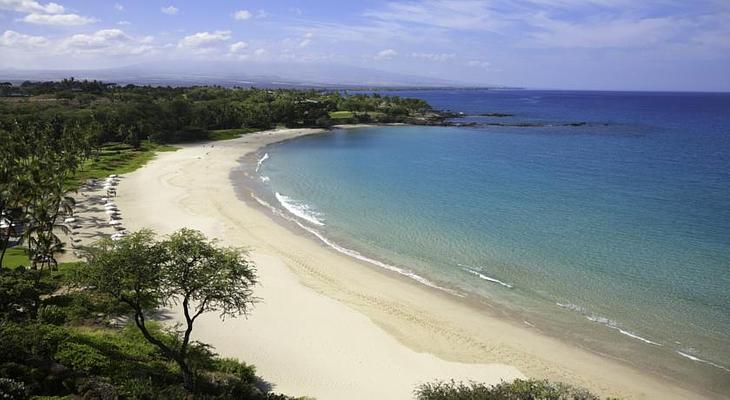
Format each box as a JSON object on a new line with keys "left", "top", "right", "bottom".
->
{"left": 103, "top": 175, "right": 128, "bottom": 241}
{"left": 65, "top": 175, "right": 128, "bottom": 255}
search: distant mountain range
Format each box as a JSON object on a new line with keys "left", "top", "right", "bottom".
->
{"left": 0, "top": 61, "right": 501, "bottom": 89}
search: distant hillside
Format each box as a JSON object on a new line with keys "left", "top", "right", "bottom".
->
{"left": 0, "top": 61, "right": 486, "bottom": 88}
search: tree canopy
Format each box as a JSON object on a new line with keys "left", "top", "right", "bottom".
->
{"left": 79, "top": 228, "right": 258, "bottom": 392}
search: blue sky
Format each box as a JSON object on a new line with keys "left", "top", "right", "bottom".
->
{"left": 1, "top": 0, "right": 729, "bottom": 91}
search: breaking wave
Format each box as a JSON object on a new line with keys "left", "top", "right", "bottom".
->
{"left": 251, "top": 193, "right": 463, "bottom": 297}
{"left": 274, "top": 192, "right": 325, "bottom": 226}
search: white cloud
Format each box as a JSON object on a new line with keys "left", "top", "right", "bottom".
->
{"left": 65, "top": 29, "right": 130, "bottom": 49}
{"left": 256, "top": 9, "right": 267, "bottom": 18}
{"left": 0, "top": 29, "right": 48, "bottom": 46}
{"left": 410, "top": 52, "right": 454, "bottom": 61}
{"left": 0, "top": 28, "right": 155, "bottom": 58}
{"left": 253, "top": 48, "right": 265, "bottom": 56}
{"left": 233, "top": 9, "right": 251, "bottom": 20}
{"left": 23, "top": 12, "right": 96, "bottom": 25}
{"left": 299, "top": 32, "right": 313, "bottom": 48}
{"left": 178, "top": 30, "right": 231, "bottom": 48}
{"left": 527, "top": 13, "right": 680, "bottom": 48}
{"left": 229, "top": 41, "right": 248, "bottom": 53}
{"left": 57, "top": 29, "right": 154, "bottom": 56}
{"left": 117, "top": 20, "right": 130, "bottom": 25}
{"left": 467, "top": 60, "right": 491, "bottom": 68}
{"left": 375, "top": 48, "right": 397, "bottom": 60}
{"left": 114, "top": 3, "right": 123, "bottom": 11}
{"left": 0, "top": 0, "right": 64, "bottom": 14}
{"left": 161, "top": 5, "right": 178, "bottom": 15}
{"left": 364, "top": 1, "right": 507, "bottom": 32}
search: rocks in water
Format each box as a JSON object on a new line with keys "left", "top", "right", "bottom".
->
{"left": 480, "top": 112, "right": 514, "bottom": 117}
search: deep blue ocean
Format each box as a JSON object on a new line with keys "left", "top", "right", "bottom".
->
{"left": 246, "top": 90, "right": 730, "bottom": 390}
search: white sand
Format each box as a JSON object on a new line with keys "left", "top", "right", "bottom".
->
{"left": 113, "top": 128, "right": 704, "bottom": 400}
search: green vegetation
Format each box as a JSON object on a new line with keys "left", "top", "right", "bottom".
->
{"left": 0, "top": 229, "right": 298, "bottom": 399}
{"left": 328, "top": 110, "right": 386, "bottom": 122}
{"left": 1, "top": 78, "right": 434, "bottom": 148}
{"left": 67, "top": 141, "right": 178, "bottom": 189}
{"left": 78, "top": 229, "right": 258, "bottom": 392}
{"left": 328, "top": 110, "right": 355, "bottom": 119}
{"left": 208, "top": 127, "right": 263, "bottom": 141}
{"left": 0, "top": 247, "right": 29, "bottom": 268}
{"left": 415, "top": 379, "right": 607, "bottom": 400}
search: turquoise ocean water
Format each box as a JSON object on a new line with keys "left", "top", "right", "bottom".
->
{"left": 239, "top": 90, "right": 730, "bottom": 393}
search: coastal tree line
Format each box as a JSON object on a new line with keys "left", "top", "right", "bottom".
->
{"left": 1, "top": 79, "right": 432, "bottom": 146}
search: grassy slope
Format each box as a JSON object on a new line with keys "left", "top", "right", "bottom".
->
{"left": 1, "top": 247, "right": 30, "bottom": 268}
{"left": 207, "top": 127, "right": 262, "bottom": 141}
{"left": 4, "top": 128, "right": 259, "bottom": 269}
{"left": 329, "top": 110, "right": 385, "bottom": 120}
{"left": 2, "top": 142, "right": 178, "bottom": 267}
{"left": 67, "top": 141, "right": 178, "bottom": 189}
{"left": 329, "top": 111, "right": 354, "bottom": 119}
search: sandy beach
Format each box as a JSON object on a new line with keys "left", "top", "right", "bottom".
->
{"left": 104, "top": 128, "right": 706, "bottom": 400}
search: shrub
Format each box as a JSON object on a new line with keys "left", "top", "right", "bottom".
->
{"left": 54, "top": 343, "right": 109, "bottom": 374}
{"left": 37, "top": 306, "right": 66, "bottom": 326}
{"left": 414, "top": 379, "right": 601, "bottom": 400}
{"left": 212, "top": 358, "right": 257, "bottom": 384}
{"left": 0, "top": 378, "right": 28, "bottom": 400}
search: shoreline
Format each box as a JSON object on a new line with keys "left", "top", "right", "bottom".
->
{"left": 112, "top": 127, "right": 712, "bottom": 399}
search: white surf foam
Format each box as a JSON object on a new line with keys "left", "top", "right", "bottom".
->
{"left": 251, "top": 193, "right": 463, "bottom": 297}
{"left": 260, "top": 176, "right": 270, "bottom": 182}
{"left": 275, "top": 192, "right": 325, "bottom": 226}
{"left": 558, "top": 302, "right": 662, "bottom": 346}
{"left": 556, "top": 302, "right": 587, "bottom": 313}
{"left": 459, "top": 264, "right": 513, "bottom": 288}
{"left": 256, "top": 153, "right": 269, "bottom": 172}
{"left": 616, "top": 329, "right": 662, "bottom": 346}
{"left": 677, "top": 351, "right": 730, "bottom": 372}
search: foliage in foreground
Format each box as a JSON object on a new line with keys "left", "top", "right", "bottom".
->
{"left": 77, "top": 228, "right": 258, "bottom": 393}
{"left": 0, "top": 228, "right": 296, "bottom": 400}
{"left": 415, "top": 379, "right": 606, "bottom": 400}
{"left": 0, "top": 320, "right": 293, "bottom": 400}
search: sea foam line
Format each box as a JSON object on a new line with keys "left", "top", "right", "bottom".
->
{"left": 677, "top": 351, "right": 730, "bottom": 372}
{"left": 274, "top": 192, "right": 325, "bottom": 226}
{"left": 256, "top": 153, "right": 269, "bottom": 172}
{"left": 459, "top": 264, "right": 513, "bottom": 288}
{"left": 558, "top": 302, "right": 662, "bottom": 346}
{"left": 251, "top": 193, "right": 464, "bottom": 297}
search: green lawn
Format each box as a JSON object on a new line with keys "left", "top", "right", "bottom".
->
{"left": 207, "top": 127, "right": 262, "bottom": 141}
{"left": 329, "top": 110, "right": 385, "bottom": 120}
{"left": 329, "top": 111, "right": 354, "bottom": 119}
{"left": 66, "top": 141, "right": 178, "bottom": 189}
{"left": 1, "top": 247, "right": 30, "bottom": 268}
